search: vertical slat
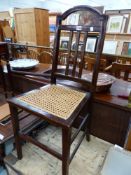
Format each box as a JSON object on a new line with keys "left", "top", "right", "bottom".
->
{"left": 72, "top": 31, "right": 80, "bottom": 76}
{"left": 65, "top": 31, "right": 73, "bottom": 75}
{"left": 51, "top": 15, "right": 62, "bottom": 84}
{"left": 78, "top": 32, "right": 88, "bottom": 78}
{"left": 91, "top": 16, "right": 108, "bottom": 92}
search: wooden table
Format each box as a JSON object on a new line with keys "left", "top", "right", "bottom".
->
{"left": 10, "top": 63, "right": 131, "bottom": 146}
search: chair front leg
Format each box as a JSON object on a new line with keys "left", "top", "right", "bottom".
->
{"left": 86, "top": 114, "right": 90, "bottom": 142}
{"left": 62, "top": 127, "right": 71, "bottom": 175}
{"left": 9, "top": 105, "right": 23, "bottom": 159}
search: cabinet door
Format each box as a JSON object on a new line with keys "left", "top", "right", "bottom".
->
{"left": 15, "top": 12, "right": 36, "bottom": 45}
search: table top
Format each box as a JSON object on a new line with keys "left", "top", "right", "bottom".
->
{"left": 95, "top": 79, "right": 131, "bottom": 112}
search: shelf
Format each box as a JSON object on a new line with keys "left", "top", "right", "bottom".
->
{"left": 106, "top": 33, "right": 131, "bottom": 36}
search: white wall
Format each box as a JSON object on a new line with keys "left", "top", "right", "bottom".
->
{"left": 0, "top": 0, "right": 43, "bottom": 11}
{"left": 0, "top": 0, "right": 131, "bottom": 12}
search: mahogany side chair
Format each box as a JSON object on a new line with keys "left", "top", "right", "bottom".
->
{"left": 26, "top": 49, "right": 40, "bottom": 60}
{"left": 112, "top": 62, "right": 131, "bottom": 81}
{"left": 39, "top": 50, "right": 53, "bottom": 63}
{"left": 7, "top": 6, "right": 108, "bottom": 175}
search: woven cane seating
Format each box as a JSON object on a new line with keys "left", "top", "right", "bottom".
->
{"left": 7, "top": 5, "right": 108, "bottom": 175}
{"left": 18, "top": 85, "right": 86, "bottom": 120}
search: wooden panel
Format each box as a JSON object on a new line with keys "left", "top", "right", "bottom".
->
{"left": 15, "top": 10, "right": 36, "bottom": 44}
{"left": 35, "top": 9, "right": 49, "bottom": 46}
{"left": 0, "top": 103, "right": 10, "bottom": 120}
{"left": 14, "top": 8, "right": 49, "bottom": 46}
{"left": 91, "top": 102, "right": 130, "bottom": 146}
{"left": 0, "top": 20, "right": 9, "bottom": 41}
{"left": 2, "top": 25, "right": 14, "bottom": 41}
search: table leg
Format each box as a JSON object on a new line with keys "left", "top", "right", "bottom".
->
{"left": 62, "top": 127, "right": 71, "bottom": 175}
{"left": 9, "top": 105, "right": 22, "bottom": 159}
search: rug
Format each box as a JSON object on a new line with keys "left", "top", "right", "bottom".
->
{"left": 7, "top": 125, "right": 112, "bottom": 175}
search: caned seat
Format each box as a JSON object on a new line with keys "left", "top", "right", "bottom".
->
{"left": 7, "top": 5, "right": 108, "bottom": 175}
{"left": 18, "top": 85, "right": 86, "bottom": 120}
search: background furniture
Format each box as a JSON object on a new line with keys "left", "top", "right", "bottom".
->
{"left": 14, "top": 8, "right": 49, "bottom": 46}
{"left": 111, "top": 62, "right": 131, "bottom": 81}
{"left": 85, "top": 56, "right": 107, "bottom": 71}
{"left": 0, "top": 42, "right": 48, "bottom": 173}
{"left": 0, "top": 20, "right": 10, "bottom": 42}
{"left": 26, "top": 49, "right": 40, "bottom": 60}
{"left": 39, "top": 50, "right": 53, "bottom": 63}
{"left": 92, "top": 79, "right": 131, "bottom": 146}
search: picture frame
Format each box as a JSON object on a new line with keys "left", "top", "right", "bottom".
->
{"left": 103, "top": 40, "right": 118, "bottom": 54}
{"left": 85, "top": 37, "right": 97, "bottom": 52}
{"left": 107, "top": 15, "right": 123, "bottom": 33}
{"left": 121, "top": 42, "right": 131, "bottom": 56}
{"left": 79, "top": 11, "right": 100, "bottom": 26}
{"left": 66, "top": 13, "right": 79, "bottom": 25}
{"left": 127, "top": 15, "right": 131, "bottom": 33}
{"left": 61, "top": 40, "right": 69, "bottom": 49}
{"left": 121, "top": 42, "right": 129, "bottom": 55}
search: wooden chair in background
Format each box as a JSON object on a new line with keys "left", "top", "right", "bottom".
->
{"left": 7, "top": 5, "right": 108, "bottom": 175}
{"left": 112, "top": 62, "right": 131, "bottom": 81}
{"left": 85, "top": 56, "right": 107, "bottom": 71}
{"left": 26, "top": 49, "right": 40, "bottom": 60}
{"left": 39, "top": 50, "right": 53, "bottom": 63}
{"left": 116, "top": 57, "right": 131, "bottom": 64}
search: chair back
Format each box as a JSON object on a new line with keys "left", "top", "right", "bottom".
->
{"left": 85, "top": 56, "right": 106, "bottom": 71}
{"left": 116, "top": 57, "right": 131, "bottom": 65}
{"left": 26, "top": 49, "right": 40, "bottom": 60}
{"left": 112, "top": 62, "right": 131, "bottom": 81}
{"left": 51, "top": 5, "right": 108, "bottom": 91}
{"left": 39, "top": 50, "right": 53, "bottom": 63}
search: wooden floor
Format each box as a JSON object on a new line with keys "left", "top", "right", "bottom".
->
{"left": 7, "top": 125, "right": 112, "bottom": 175}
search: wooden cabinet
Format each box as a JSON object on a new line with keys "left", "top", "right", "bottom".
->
{"left": 14, "top": 8, "right": 49, "bottom": 46}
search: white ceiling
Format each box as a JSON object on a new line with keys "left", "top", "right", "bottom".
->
{"left": 0, "top": 0, "right": 131, "bottom": 12}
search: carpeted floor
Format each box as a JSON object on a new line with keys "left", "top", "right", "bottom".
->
{"left": 7, "top": 125, "right": 112, "bottom": 175}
